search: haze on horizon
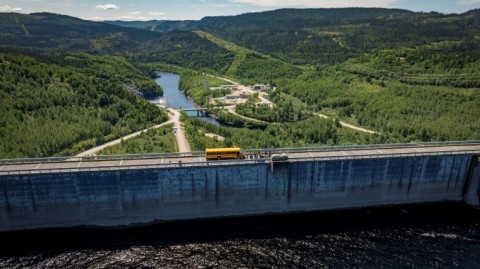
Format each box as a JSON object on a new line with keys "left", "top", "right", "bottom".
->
{"left": 1, "top": 0, "right": 479, "bottom": 21}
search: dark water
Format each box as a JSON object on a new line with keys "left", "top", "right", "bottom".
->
{"left": 1, "top": 203, "right": 479, "bottom": 268}
{"left": 154, "top": 72, "right": 222, "bottom": 126}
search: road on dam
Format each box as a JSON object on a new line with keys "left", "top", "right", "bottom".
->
{"left": 1, "top": 142, "right": 479, "bottom": 175}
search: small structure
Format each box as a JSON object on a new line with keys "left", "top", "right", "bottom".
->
{"left": 253, "top": 84, "right": 272, "bottom": 91}
{"left": 226, "top": 94, "right": 240, "bottom": 100}
{"left": 210, "top": 85, "right": 238, "bottom": 90}
{"left": 239, "top": 92, "right": 250, "bottom": 99}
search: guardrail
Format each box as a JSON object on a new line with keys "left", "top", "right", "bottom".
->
{"left": 248, "top": 140, "right": 480, "bottom": 154}
{"left": 1, "top": 149, "right": 479, "bottom": 176}
{"left": 1, "top": 141, "right": 479, "bottom": 166}
{"left": 0, "top": 151, "right": 206, "bottom": 165}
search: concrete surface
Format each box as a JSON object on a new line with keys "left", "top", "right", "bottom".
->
{"left": 0, "top": 152, "right": 479, "bottom": 231}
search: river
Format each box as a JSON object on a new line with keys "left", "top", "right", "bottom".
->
{"left": 0, "top": 203, "right": 479, "bottom": 268}
{"left": 153, "top": 72, "right": 222, "bottom": 126}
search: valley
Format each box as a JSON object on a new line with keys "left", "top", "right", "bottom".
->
{"left": 0, "top": 8, "right": 479, "bottom": 158}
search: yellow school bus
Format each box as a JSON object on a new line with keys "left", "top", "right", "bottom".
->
{"left": 205, "top": 147, "right": 245, "bottom": 160}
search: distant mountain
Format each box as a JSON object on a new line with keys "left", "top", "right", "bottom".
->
{"left": 0, "top": 12, "right": 235, "bottom": 73}
{"left": 0, "top": 12, "right": 162, "bottom": 53}
{"left": 2, "top": 8, "right": 479, "bottom": 66}
{"left": 104, "top": 20, "right": 196, "bottom": 32}
{"left": 104, "top": 8, "right": 480, "bottom": 65}
{"left": 195, "top": 8, "right": 480, "bottom": 64}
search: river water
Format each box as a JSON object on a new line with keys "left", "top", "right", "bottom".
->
{"left": 153, "top": 72, "right": 222, "bottom": 126}
{"left": 0, "top": 203, "right": 479, "bottom": 268}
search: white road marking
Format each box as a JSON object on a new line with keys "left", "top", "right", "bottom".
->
{"left": 342, "top": 151, "right": 348, "bottom": 156}
{"left": 199, "top": 157, "right": 203, "bottom": 162}
{"left": 377, "top": 149, "right": 384, "bottom": 154}
{"left": 309, "top": 152, "right": 314, "bottom": 157}
{"left": 0, "top": 165, "right": 5, "bottom": 170}
{"left": 119, "top": 160, "right": 124, "bottom": 166}
{"left": 451, "top": 146, "right": 459, "bottom": 150}
{"left": 414, "top": 148, "right": 421, "bottom": 152}
{"left": 161, "top": 158, "right": 164, "bottom": 164}
{"left": 77, "top": 162, "right": 82, "bottom": 167}
{"left": 35, "top": 164, "right": 42, "bottom": 169}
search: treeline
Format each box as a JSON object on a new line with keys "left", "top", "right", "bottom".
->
{"left": 0, "top": 52, "right": 168, "bottom": 158}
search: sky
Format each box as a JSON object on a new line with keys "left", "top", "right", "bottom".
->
{"left": 1, "top": 0, "right": 479, "bottom": 21}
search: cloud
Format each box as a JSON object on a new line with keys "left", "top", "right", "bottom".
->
{"left": 127, "top": 11, "right": 142, "bottom": 15}
{"left": 230, "top": 0, "right": 400, "bottom": 8}
{"left": 457, "top": 0, "right": 480, "bottom": 5}
{"left": 96, "top": 4, "right": 119, "bottom": 10}
{"left": 117, "top": 15, "right": 148, "bottom": 21}
{"left": 0, "top": 5, "right": 23, "bottom": 12}
{"left": 85, "top": 15, "right": 148, "bottom": 21}
{"left": 149, "top": 12, "right": 166, "bottom": 16}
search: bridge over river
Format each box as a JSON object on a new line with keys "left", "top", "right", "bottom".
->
{"left": 1, "top": 141, "right": 479, "bottom": 231}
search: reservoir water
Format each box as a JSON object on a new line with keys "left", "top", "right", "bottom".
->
{"left": 0, "top": 204, "right": 479, "bottom": 268}
{"left": 154, "top": 72, "right": 222, "bottom": 126}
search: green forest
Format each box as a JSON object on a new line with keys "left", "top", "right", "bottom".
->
{"left": 98, "top": 124, "right": 177, "bottom": 155}
{"left": 182, "top": 115, "right": 393, "bottom": 151}
{"left": 0, "top": 51, "right": 168, "bottom": 158}
{"left": 0, "top": 8, "right": 479, "bottom": 157}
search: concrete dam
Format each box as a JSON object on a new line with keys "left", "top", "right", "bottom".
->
{"left": 0, "top": 142, "right": 479, "bottom": 231}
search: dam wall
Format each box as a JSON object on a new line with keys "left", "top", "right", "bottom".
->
{"left": 0, "top": 154, "right": 478, "bottom": 231}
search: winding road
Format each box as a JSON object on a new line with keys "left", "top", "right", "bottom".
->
{"left": 210, "top": 75, "right": 379, "bottom": 135}
{"left": 77, "top": 75, "right": 377, "bottom": 157}
{"left": 75, "top": 107, "right": 190, "bottom": 156}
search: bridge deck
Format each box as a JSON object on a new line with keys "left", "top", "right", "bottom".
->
{"left": 1, "top": 143, "right": 479, "bottom": 175}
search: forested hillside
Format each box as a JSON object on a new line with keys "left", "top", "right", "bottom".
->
{"left": 0, "top": 12, "right": 158, "bottom": 53}
{"left": 197, "top": 8, "right": 480, "bottom": 65}
{"left": 0, "top": 52, "right": 168, "bottom": 158}
{"left": 0, "top": 13, "right": 235, "bottom": 74}
{"left": 108, "top": 8, "right": 480, "bottom": 65}
{"left": 0, "top": 8, "right": 479, "bottom": 158}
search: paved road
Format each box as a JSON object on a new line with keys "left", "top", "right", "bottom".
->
{"left": 169, "top": 108, "right": 191, "bottom": 152}
{"left": 76, "top": 107, "right": 190, "bottom": 156}
{"left": 2, "top": 144, "right": 479, "bottom": 175}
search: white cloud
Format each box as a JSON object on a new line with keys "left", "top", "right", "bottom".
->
{"left": 85, "top": 15, "right": 148, "bottom": 21}
{"left": 127, "top": 11, "right": 142, "bottom": 15}
{"left": 149, "top": 12, "right": 166, "bottom": 16}
{"left": 0, "top": 5, "right": 23, "bottom": 12}
{"left": 116, "top": 15, "right": 148, "bottom": 21}
{"left": 457, "top": 0, "right": 480, "bottom": 5}
{"left": 96, "top": 4, "right": 119, "bottom": 10}
{"left": 230, "top": 0, "right": 400, "bottom": 8}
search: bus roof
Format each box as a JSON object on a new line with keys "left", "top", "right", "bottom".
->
{"left": 205, "top": 147, "right": 241, "bottom": 153}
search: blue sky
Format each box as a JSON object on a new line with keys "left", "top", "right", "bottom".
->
{"left": 1, "top": 0, "right": 479, "bottom": 21}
